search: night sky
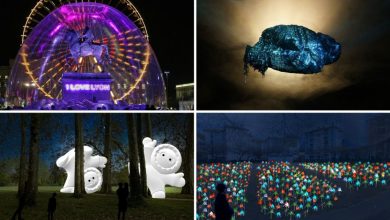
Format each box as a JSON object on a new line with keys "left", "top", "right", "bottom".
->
{"left": 0, "top": 0, "right": 194, "bottom": 85}
{"left": 197, "top": 0, "right": 390, "bottom": 110}
{"left": 0, "top": 113, "right": 190, "bottom": 166}
{"left": 197, "top": 113, "right": 387, "bottom": 151}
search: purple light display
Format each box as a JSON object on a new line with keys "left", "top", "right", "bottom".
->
{"left": 61, "top": 72, "right": 112, "bottom": 102}
{"left": 65, "top": 84, "right": 111, "bottom": 92}
{"left": 7, "top": 2, "right": 166, "bottom": 107}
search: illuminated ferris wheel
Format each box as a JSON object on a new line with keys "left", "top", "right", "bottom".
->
{"left": 8, "top": 0, "right": 166, "bottom": 107}
{"left": 21, "top": 0, "right": 149, "bottom": 44}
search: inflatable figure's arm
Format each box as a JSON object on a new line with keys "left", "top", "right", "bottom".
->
{"left": 56, "top": 150, "right": 73, "bottom": 167}
{"left": 86, "top": 155, "right": 107, "bottom": 168}
{"left": 143, "top": 137, "right": 157, "bottom": 164}
{"left": 97, "top": 156, "right": 107, "bottom": 168}
{"left": 84, "top": 146, "right": 93, "bottom": 157}
{"left": 161, "top": 172, "right": 185, "bottom": 188}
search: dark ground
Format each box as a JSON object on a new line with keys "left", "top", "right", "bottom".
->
{"left": 0, "top": 186, "right": 193, "bottom": 220}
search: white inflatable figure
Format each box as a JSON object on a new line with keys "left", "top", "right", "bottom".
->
{"left": 56, "top": 146, "right": 107, "bottom": 194}
{"left": 143, "top": 137, "right": 185, "bottom": 199}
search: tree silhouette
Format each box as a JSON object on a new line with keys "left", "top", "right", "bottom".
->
{"left": 181, "top": 114, "right": 194, "bottom": 195}
{"left": 25, "top": 114, "right": 40, "bottom": 206}
{"left": 102, "top": 114, "right": 112, "bottom": 193}
{"left": 127, "top": 114, "right": 143, "bottom": 201}
{"left": 74, "top": 114, "right": 85, "bottom": 198}
{"left": 17, "top": 115, "right": 27, "bottom": 197}
{"left": 136, "top": 115, "right": 148, "bottom": 197}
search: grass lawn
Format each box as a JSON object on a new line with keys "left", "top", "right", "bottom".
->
{"left": 0, "top": 186, "right": 193, "bottom": 220}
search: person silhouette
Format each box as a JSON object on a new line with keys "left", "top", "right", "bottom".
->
{"left": 12, "top": 181, "right": 28, "bottom": 220}
{"left": 116, "top": 183, "right": 123, "bottom": 220}
{"left": 214, "top": 183, "right": 234, "bottom": 220}
{"left": 122, "top": 183, "right": 129, "bottom": 215}
{"left": 116, "top": 183, "right": 129, "bottom": 220}
{"left": 47, "top": 193, "right": 57, "bottom": 220}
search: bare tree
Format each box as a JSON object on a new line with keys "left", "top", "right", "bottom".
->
{"left": 102, "top": 114, "right": 112, "bottom": 193}
{"left": 74, "top": 114, "right": 85, "bottom": 198}
{"left": 136, "top": 115, "right": 148, "bottom": 197}
{"left": 17, "top": 115, "right": 27, "bottom": 197}
{"left": 127, "top": 114, "right": 143, "bottom": 201}
{"left": 181, "top": 114, "right": 194, "bottom": 195}
{"left": 25, "top": 114, "right": 40, "bottom": 206}
{"left": 144, "top": 114, "right": 152, "bottom": 137}
{"left": 152, "top": 114, "right": 186, "bottom": 149}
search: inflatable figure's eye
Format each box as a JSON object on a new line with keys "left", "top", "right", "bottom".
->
{"left": 169, "top": 158, "right": 172, "bottom": 162}
{"left": 162, "top": 154, "right": 165, "bottom": 156}
{"left": 88, "top": 180, "right": 91, "bottom": 182}
{"left": 93, "top": 177, "right": 95, "bottom": 179}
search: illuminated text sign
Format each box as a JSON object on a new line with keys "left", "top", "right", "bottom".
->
{"left": 65, "top": 84, "right": 110, "bottom": 91}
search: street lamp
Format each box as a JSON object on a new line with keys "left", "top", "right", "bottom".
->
{"left": 23, "top": 82, "right": 36, "bottom": 106}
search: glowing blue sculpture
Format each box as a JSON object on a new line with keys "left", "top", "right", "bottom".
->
{"left": 244, "top": 25, "right": 341, "bottom": 75}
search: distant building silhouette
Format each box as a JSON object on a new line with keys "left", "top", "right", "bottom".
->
{"left": 260, "top": 136, "right": 299, "bottom": 154}
{"left": 199, "top": 115, "right": 390, "bottom": 163}
{"left": 0, "top": 63, "right": 11, "bottom": 100}
{"left": 300, "top": 125, "right": 344, "bottom": 161}
{"left": 368, "top": 115, "right": 390, "bottom": 144}
{"left": 198, "top": 115, "right": 255, "bottom": 162}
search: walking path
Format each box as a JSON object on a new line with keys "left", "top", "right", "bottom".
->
{"left": 242, "top": 164, "right": 262, "bottom": 220}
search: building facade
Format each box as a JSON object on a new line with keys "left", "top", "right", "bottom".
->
{"left": 197, "top": 115, "right": 254, "bottom": 162}
{"left": 176, "top": 83, "right": 194, "bottom": 110}
{"left": 0, "top": 65, "right": 10, "bottom": 101}
{"left": 301, "top": 125, "right": 344, "bottom": 161}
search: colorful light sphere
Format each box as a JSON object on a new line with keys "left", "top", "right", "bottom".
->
{"left": 7, "top": 2, "right": 166, "bottom": 107}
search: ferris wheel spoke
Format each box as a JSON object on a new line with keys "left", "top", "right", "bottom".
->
{"left": 55, "top": 90, "right": 62, "bottom": 100}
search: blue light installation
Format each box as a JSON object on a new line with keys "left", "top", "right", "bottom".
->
{"left": 244, "top": 25, "right": 341, "bottom": 75}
